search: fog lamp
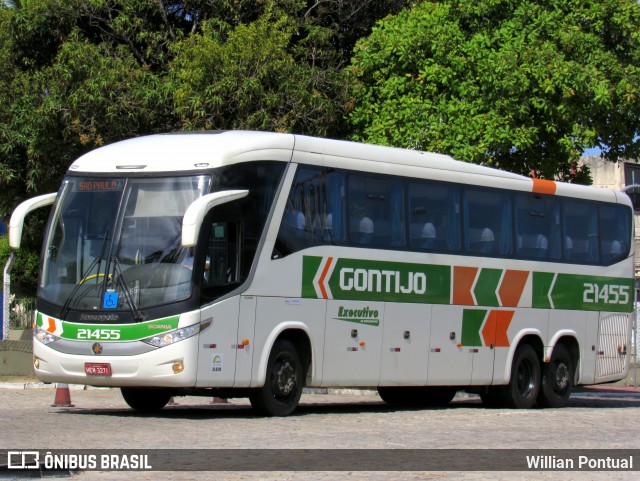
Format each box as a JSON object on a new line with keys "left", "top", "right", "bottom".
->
{"left": 172, "top": 361, "right": 185, "bottom": 374}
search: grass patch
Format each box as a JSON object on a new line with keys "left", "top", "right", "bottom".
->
{"left": 0, "top": 375, "right": 38, "bottom": 383}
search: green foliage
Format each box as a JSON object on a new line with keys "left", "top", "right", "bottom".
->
{"left": 171, "top": 14, "right": 347, "bottom": 135}
{"left": 0, "top": 236, "right": 40, "bottom": 295}
{"left": 0, "top": 0, "right": 411, "bottom": 269}
{"left": 0, "top": 1, "right": 408, "bottom": 225}
{"left": 3, "top": 0, "right": 640, "bottom": 244}
{"left": 348, "top": 0, "right": 640, "bottom": 181}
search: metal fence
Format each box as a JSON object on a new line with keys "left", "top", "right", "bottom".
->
{"left": 9, "top": 294, "right": 36, "bottom": 329}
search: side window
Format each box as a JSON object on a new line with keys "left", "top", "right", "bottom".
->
{"left": 599, "top": 204, "right": 630, "bottom": 265}
{"left": 408, "top": 181, "right": 460, "bottom": 251}
{"left": 463, "top": 188, "right": 512, "bottom": 255}
{"left": 514, "top": 194, "right": 561, "bottom": 260}
{"left": 275, "top": 166, "right": 346, "bottom": 257}
{"left": 348, "top": 175, "right": 405, "bottom": 248}
{"left": 563, "top": 200, "right": 598, "bottom": 263}
{"left": 204, "top": 221, "right": 241, "bottom": 288}
{"left": 199, "top": 219, "right": 243, "bottom": 303}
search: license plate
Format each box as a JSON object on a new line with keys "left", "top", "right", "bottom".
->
{"left": 85, "top": 363, "right": 112, "bottom": 376}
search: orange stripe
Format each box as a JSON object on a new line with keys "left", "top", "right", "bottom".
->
{"left": 318, "top": 257, "right": 333, "bottom": 300}
{"left": 47, "top": 317, "right": 56, "bottom": 333}
{"left": 498, "top": 270, "right": 529, "bottom": 307}
{"left": 453, "top": 266, "right": 478, "bottom": 305}
{"left": 482, "top": 310, "right": 514, "bottom": 347}
{"left": 532, "top": 178, "right": 556, "bottom": 195}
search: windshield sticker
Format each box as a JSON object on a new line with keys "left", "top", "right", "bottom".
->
{"left": 102, "top": 291, "right": 119, "bottom": 309}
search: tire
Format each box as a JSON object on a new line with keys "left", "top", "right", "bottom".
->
{"left": 378, "top": 386, "right": 456, "bottom": 407}
{"left": 377, "top": 387, "right": 409, "bottom": 405}
{"left": 120, "top": 387, "right": 172, "bottom": 412}
{"left": 250, "top": 340, "right": 304, "bottom": 417}
{"left": 497, "top": 344, "right": 541, "bottom": 409}
{"left": 538, "top": 344, "right": 574, "bottom": 408}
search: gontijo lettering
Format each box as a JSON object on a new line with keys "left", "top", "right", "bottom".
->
{"left": 339, "top": 268, "right": 426, "bottom": 295}
{"left": 302, "top": 256, "right": 451, "bottom": 303}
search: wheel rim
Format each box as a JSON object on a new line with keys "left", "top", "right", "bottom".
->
{"left": 554, "top": 362, "right": 570, "bottom": 392}
{"left": 517, "top": 358, "right": 535, "bottom": 398}
{"left": 271, "top": 356, "right": 296, "bottom": 400}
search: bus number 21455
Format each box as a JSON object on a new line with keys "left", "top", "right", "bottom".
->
{"left": 77, "top": 328, "right": 121, "bottom": 340}
{"left": 583, "top": 283, "right": 630, "bottom": 305}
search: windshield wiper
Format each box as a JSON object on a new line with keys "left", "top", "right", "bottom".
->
{"left": 60, "top": 231, "right": 109, "bottom": 319}
{"left": 110, "top": 256, "right": 146, "bottom": 322}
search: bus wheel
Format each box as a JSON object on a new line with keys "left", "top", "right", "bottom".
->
{"left": 120, "top": 387, "right": 172, "bottom": 412}
{"left": 250, "top": 340, "right": 303, "bottom": 417}
{"left": 498, "top": 344, "right": 541, "bottom": 409}
{"left": 377, "top": 387, "right": 406, "bottom": 405}
{"left": 538, "top": 344, "right": 574, "bottom": 408}
{"left": 421, "top": 387, "right": 457, "bottom": 406}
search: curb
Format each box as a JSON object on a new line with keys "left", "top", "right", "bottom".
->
{"left": 0, "top": 382, "right": 105, "bottom": 390}
{"left": 303, "top": 387, "right": 377, "bottom": 396}
{"left": 0, "top": 383, "right": 476, "bottom": 399}
{"left": 582, "top": 385, "right": 640, "bottom": 393}
{"left": 5, "top": 382, "right": 634, "bottom": 399}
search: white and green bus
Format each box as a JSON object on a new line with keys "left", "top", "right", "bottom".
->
{"left": 9, "top": 131, "right": 634, "bottom": 416}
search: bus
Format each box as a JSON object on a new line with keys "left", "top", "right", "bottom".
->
{"left": 9, "top": 131, "right": 635, "bottom": 416}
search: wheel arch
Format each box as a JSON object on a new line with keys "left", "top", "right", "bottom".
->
{"left": 546, "top": 332, "right": 580, "bottom": 383}
{"left": 253, "top": 322, "right": 314, "bottom": 387}
{"left": 500, "top": 331, "right": 544, "bottom": 384}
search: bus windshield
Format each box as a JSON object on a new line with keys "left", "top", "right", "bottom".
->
{"left": 40, "top": 175, "right": 211, "bottom": 313}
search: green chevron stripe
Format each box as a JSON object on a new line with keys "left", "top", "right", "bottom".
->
{"left": 462, "top": 309, "right": 487, "bottom": 347}
{"left": 473, "top": 268, "right": 502, "bottom": 306}
{"left": 302, "top": 256, "right": 324, "bottom": 298}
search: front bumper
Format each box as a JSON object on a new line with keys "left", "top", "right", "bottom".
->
{"left": 33, "top": 335, "right": 199, "bottom": 388}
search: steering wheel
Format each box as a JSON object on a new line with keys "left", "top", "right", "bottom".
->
{"left": 78, "top": 273, "right": 112, "bottom": 285}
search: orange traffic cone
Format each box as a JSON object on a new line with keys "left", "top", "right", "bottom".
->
{"left": 51, "top": 383, "right": 75, "bottom": 407}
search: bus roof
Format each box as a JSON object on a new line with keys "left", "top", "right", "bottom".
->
{"left": 69, "top": 131, "right": 296, "bottom": 173}
{"left": 68, "top": 131, "right": 629, "bottom": 206}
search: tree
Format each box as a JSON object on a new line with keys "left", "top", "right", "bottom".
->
{"left": 170, "top": 14, "right": 348, "bottom": 136}
{"left": 0, "top": 1, "right": 174, "bottom": 258}
{"left": 0, "top": 1, "right": 410, "bottom": 221}
{"left": 348, "top": 0, "right": 640, "bottom": 182}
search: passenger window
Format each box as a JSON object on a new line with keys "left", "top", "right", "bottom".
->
{"left": 514, "top": 194, "right": 561, "bottom": 260}
{"left": 463, "top": 188, "right": 512, "bottom": 255}
{"left": 563, "top": 200, "right": 598, "bottom": 263}
{"left": 275, "top": 166, "right": 346, "bottom": 257}
{"left": 599, "top": 204, "right": 630, "bottom": 265}
{"left": 348, "top": 175, "right": 405, "bottom": 248}
{"left": 408, "top": 181, "right": 460, "bottom": 251}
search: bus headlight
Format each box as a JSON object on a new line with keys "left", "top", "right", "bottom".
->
{"left": 34, "top": 326, "right": 60, "bottom": 345}
{"left": 141, "top": 320, "right": 211, "bottom": 348}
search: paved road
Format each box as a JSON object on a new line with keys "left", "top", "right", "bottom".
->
{"left": 0, "top": 386, "right": 639, "bottom": 481}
